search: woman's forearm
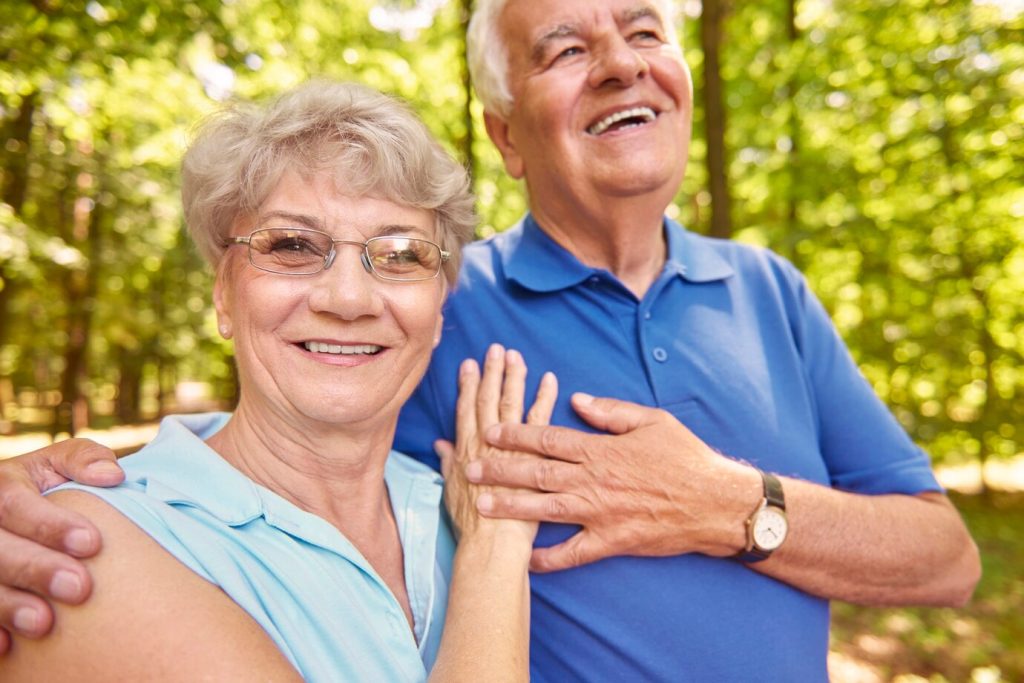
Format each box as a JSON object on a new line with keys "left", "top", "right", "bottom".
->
{"left": 429, "top": 526, "right": 532, "bottom": 682}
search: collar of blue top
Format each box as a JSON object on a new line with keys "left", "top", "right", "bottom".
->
{"left": 500, "top": 214, "right": 735, "bottom": 293}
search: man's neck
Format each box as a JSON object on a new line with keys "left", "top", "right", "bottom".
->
{"left": 529, "top": 195, "right": 669, "bottom": 299}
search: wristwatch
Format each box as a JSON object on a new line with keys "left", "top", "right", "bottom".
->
{"left": 734, "top": 469, "right": 788, "bottom": 563}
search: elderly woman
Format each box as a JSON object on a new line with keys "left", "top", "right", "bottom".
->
{"left": 4, "top": 81, "right": 556, "bottom": 681}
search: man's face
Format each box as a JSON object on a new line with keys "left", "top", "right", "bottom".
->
{"left": 487, "top": 0, "right": 693, "bottom": 212}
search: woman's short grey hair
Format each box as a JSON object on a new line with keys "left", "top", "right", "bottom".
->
{"left": 181, "top": 80, "right": 476, "bottom": 284}
{"left": 467, "top": 0, "right": 680, "bottom": 118}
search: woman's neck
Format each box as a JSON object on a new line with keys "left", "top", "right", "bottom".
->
{"left": 206, "top": 399, "right": 415, "bottom": 631}
{"left": 206, "top": 399, "right": 396, "bottom": 542}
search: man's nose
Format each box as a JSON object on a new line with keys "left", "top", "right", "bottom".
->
{"left": 588, "top": 36, "right": 650, "bottom": 89}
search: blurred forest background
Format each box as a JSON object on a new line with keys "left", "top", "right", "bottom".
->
{"left": 0, "top": 0, "right": 1022, "bottom": 680}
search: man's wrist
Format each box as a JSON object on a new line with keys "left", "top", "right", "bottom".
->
{"left": 734, "top": 469, "right": 789, "bottom": 563}
{"left": 700, "top": 460, "right": 763, "bottom": 557}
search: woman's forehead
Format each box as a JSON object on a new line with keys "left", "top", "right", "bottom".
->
{"left": 253, "top": 173, "right": 436, "bottom": 236}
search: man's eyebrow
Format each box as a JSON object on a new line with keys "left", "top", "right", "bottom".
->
{"left": 531, "top": 23, "right": 579, "bottom": 63}
{"left": 621, "top": 5, "right": 665, "bottom": 28}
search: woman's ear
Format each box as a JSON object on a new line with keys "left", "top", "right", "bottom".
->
{"left": 213, "top": 261, "right": 234, "bottom": 340}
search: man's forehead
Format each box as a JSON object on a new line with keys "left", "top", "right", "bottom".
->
{"left": 508, "top": 0, "right": 670, "bottom": 46}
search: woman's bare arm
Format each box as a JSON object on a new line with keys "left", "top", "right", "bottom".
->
{"left": 429, "top": 345, "right": 557, "bottom": 683}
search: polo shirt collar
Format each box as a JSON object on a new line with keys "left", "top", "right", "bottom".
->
{"left": 502, "top": 213, "right": 733, "bottom": 293}
{"left": 501, "top": 214, "right": 594, "bottom": 292}
{"left": 665, "top": 218, "right": 735, "bottom": 283}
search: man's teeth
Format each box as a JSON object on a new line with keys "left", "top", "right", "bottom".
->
{"left": 587, "top": 107, "right": 656, "bottom": 135}
{"left": 304, "top": 342, "right": 382, "bottom": 355}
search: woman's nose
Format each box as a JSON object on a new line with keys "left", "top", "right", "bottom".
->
{"left": 307, "top": 245, "right": 384, "bottom": 319}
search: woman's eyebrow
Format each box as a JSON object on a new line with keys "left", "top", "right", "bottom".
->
{"left": 258, "top": 211, "right": 323, "bottom": 229}
{"left": 374, "top": 223, "right": 432, "bottom": 238}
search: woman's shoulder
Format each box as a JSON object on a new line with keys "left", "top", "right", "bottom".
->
{"left": 4, "top": 488, "right": 300, "bottom": 681}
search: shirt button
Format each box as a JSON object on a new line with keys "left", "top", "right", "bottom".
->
{"left": 644, "top": 312, "right": 652, "bottom": 320}
{"left": 589, "top": 276, "right": 600, "bottom": 285}
{"left": 652, "top": 347, "right": 668, "bottom": 362}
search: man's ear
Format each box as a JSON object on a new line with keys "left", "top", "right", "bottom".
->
{"left": 212, "top": 261, "right": 234, "bottom": 340}
{"left": 484, "top": 111, "right": 525, "bottom": 180}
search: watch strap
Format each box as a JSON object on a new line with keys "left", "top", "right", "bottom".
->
{"left": 763, "top": 470, "right": 785, "bottom": 510}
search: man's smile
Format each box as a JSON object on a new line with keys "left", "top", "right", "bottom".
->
{"left": 586, "top": 106, "right": 658, "bottom": 135}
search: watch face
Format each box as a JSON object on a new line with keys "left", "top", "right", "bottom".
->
{"left": 752, "top": 507, "right": 788, "bottom": 551}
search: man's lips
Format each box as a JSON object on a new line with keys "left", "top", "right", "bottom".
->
{"left": 586, "top": 106, "right": 658, "bottom": 135}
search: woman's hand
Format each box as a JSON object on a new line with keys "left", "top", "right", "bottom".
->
{"left": 438, "top": 344, "right": 557, "bottom": 546}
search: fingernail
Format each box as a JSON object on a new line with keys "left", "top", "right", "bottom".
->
{"left": 488, "top": 343, "right": 503, "bottom": 359}
{"left": 477, "top": 493, "right": 494, "bottom": 512}
{"left": 13, "top": 608, "right": 41, "bottom": 634}
{"left": 50, "top": 570, "right": 84, "bottom": 602}
{"left": 465, "top": 461, "right": 483, "bottom": 481}
{"left": 87, "top": 461, "right": 122, "bottom": 477}
{"left": 65, "top": 528, "right": 94, "bottom": 555}
{"left": 507, "top": 348, "right": 522, "bottom": 363}
{"left": 574, "top": 392, "right": 594, "bottom": 406}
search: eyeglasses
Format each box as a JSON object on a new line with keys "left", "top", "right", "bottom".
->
{"left": 228, "top": 227, "right": 450, "bottom": 281}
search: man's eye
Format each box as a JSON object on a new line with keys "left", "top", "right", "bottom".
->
{"left": 554, "top": 46, "right": 584, "bottom": 61}
{"left": 631, "top": 30, "right": 662, "bottom": 43}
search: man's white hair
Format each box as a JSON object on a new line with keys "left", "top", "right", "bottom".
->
{"left": 467, "top": 0, "right": 680, "bottom": 117}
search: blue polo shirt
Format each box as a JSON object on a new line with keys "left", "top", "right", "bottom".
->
{"left": 397, "top": 214, "right": 940, "bottom": 682}
{"left": 55, "top": 413, "right": 455, "bottom": 683}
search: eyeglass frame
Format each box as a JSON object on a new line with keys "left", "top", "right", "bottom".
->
{"left": 227, "top": 227, "right": 451, "bottom": 282}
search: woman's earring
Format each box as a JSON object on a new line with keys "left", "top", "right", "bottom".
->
{"left": 219, "top": 324, "right": 232, "bottom": 339}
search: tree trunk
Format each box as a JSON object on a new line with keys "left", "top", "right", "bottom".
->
{"left": 700, "top": 0, "right": 733, "bottom": 238}
{"left": 0, "top": 91, "right": 37, "bottom": 428}
{"left": 459, "top": 0, "right": 475, "bottom": 184}
{"left": 785, "top": 0, "right": 801, "bottom": 235}
{"left": 116, "top": 350, "right": 143, "bottom": 424}
{"left": 56, "top": 168, "right": 105, "bottom": 436}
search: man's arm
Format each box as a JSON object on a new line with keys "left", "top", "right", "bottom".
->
{"left": 470, "top": 393, "right": 981, "bottom": 607}
{"left": 0, "top": 440, "right": 124, "bottom": 651}
{"left": 4, "top": 489, "right": 301, "bottom": 681}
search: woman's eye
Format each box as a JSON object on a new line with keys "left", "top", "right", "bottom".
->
{"left": 382, "top": 249, "right": 420, "bottom": 264}
{"left": 269, "top": 237, "right": 320, "bottom": 254}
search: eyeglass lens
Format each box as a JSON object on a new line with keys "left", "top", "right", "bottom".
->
{"left": 247, "top": 228, "right": 442, "bottom": 280}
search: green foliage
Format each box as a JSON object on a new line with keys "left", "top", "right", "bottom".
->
{"left": 0, "top": 0, "right": 1020, "bottom": 476}
{"left": 705, "top": 0, "right": 1024, "bottom": 468}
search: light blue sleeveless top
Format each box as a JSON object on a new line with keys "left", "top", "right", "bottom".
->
{"left": 55, "top": 413, "right": 455, "bottom": 682}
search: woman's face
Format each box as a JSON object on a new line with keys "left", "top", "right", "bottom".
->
{"left": 213, "top": 169, "right": 447, "bottom": 431}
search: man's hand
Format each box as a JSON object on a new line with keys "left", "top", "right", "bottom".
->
{"left": 467, "top": 392, "right": 761, "bottom": 573}
{"left": 0, "top": 439, "right": 124, "bottom": 653}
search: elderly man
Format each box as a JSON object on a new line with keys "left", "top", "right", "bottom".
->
{"left": 0, "top": 0, "right": 980, "bottom": 680}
